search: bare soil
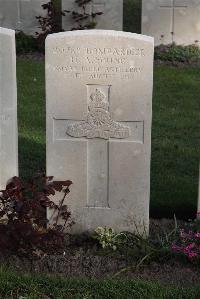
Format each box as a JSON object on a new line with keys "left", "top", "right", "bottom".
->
{"left": 1, "top": 219, "right": 200, "bottom": 287}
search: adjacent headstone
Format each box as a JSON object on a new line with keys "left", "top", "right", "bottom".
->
{"left": 0, "top": 0, "right": 46, "bottom": 36}
{"left": 46, "top": 30, "right": 154, "bottom": 234}
{"left": 62, "top": 0, "right": 123, "bottom": 31}
{"left": 142, "top": 0, "right": 200, "bottom": 46}
{"left": 0, "top": 27, "right": 18, "bottom": 189}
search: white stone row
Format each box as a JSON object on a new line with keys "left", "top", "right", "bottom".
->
{"left": 0, "top": 27, "right": 18, "bottom": 189}
{"left": 1, "top": 26, "right": 153, "bottom": 234}
{"left": 0, "top": 0, "right": 47, "bottom": 35}
{"left": 0, "top": 0, "right": 123, "bottom": 36}
{"left": 1, "top": 25, "right": 199, "bottom": 234}
{"left": 142, "top": 0, "right": 200, "bottom": 46}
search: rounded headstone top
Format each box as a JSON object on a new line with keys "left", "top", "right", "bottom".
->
{"left": 0, "top": 27, "right": 15, "bottom": 36}
{"left": 46, "top": 29, "right": 154, "bottom": 44}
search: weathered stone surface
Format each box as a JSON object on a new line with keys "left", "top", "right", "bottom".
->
{"left": 142, "top": 0, "right": 200, "bottom": 46}
{"left": 46, "top": 30, "right": 154, "bottom": 234}
{"left": 0, "top": 0, "right": 46, "bottom": 36}
{"left": 62, "top": 0, "right": 123, "bottom": 31}
{"left": 0, "top": 27, "right": 18, "bottom": 189}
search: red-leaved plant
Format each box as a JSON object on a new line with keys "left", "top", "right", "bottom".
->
{"left": 0, "top": 173, "right": 73, "bottom": 256}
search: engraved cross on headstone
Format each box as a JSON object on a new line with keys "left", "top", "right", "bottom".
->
{"left": 65, "top": 85, "right": 132, "bottom": 209}
{"left": 0, "top": 11, "right": 5, "bottom": 26}
{"left": 16, "top": 0, "right": 24, "bottom": 30}
{"left": 160, "top": 0, "right": 187, "bottom": 42}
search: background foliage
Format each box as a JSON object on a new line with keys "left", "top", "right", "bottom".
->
{"left": 124, "top": 0, "right": 141, "bottom": 33}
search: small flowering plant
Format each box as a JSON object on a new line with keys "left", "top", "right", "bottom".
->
{"left": 171, "top": 212, "right": 200, "bottom": 261}
{"left": 94, "top": 227, "right": 126, "bottom": 251}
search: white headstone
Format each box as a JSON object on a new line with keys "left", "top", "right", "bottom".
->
{"left": 46, "top": 30, "right": 154, "bottom": 234}
{"left": 142, "top": 0, "right": 200, "bottom": 46}
{"left": 62, "top": 0, "right": 123, "bottom": 31}
{"left": 0, "top": 0, "right": 46, "bottom": 36}
{"left": 0, "top": 27, "right": 18, "bottom": 189}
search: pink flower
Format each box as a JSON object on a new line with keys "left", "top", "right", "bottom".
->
{"left": 196, "top": 211, "right": 200, "bottom": 217}
{"left": 188, "top": 252, "right": 198, "bottom": 258}
{"left": 172, "top": 244, "right": 181, "bottom": 252}
{"left": 195, "top": 232, "right": 200, "bottom": 238}
{"left": 183, "top": 243, "right": 195, "bottom": 254}
{"left": 188, "top": 243, "right": 195, "bottom": 250}
{"left": 187, "top": 243, "right": 194, "bottom": 249}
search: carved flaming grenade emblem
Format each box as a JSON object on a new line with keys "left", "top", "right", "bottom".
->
{"left": 66, "top": 89, "right": 131, "bottom": 140}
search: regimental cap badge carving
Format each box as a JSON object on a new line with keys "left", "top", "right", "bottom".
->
{"left": 89, "top": 89, "right": 109, "bottom": 111}
{"left": 66, "top": 88, "right": 131, "bottom": 140}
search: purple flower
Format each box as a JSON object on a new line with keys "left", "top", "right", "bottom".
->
{"left": 188, "top": 230, "right": 194, "bottom": 237}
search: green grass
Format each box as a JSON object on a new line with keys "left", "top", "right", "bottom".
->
{"left": 17, "top": 60, "right": 200, "bottom": 219}
{"left": 17, "top": 59, "right": 45, "bottom": 178}
{"left": 151, "top": 66, "right": 200, "bottom": 219}
{"left": 0, "top": 268, "right": 200, "bottom": 299}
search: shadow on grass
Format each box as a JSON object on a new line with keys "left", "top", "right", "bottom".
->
{"left": 18, "top": 136, "right": 46, "bottom": 180}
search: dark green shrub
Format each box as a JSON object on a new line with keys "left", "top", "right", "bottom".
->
{"left": 36, "top": 1, "right": 63, "bottom": 52}
{"left": 16, "top": 31, "right": 38, "bottom": 54}
{"left": 155, "top": 43, "right": 200, "bottom": 64}
{"left": 124, "top": 0, "right": 141, "bottom": 33}
{"left": 64, "top": 0, "right": 103, "bottom": 31}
